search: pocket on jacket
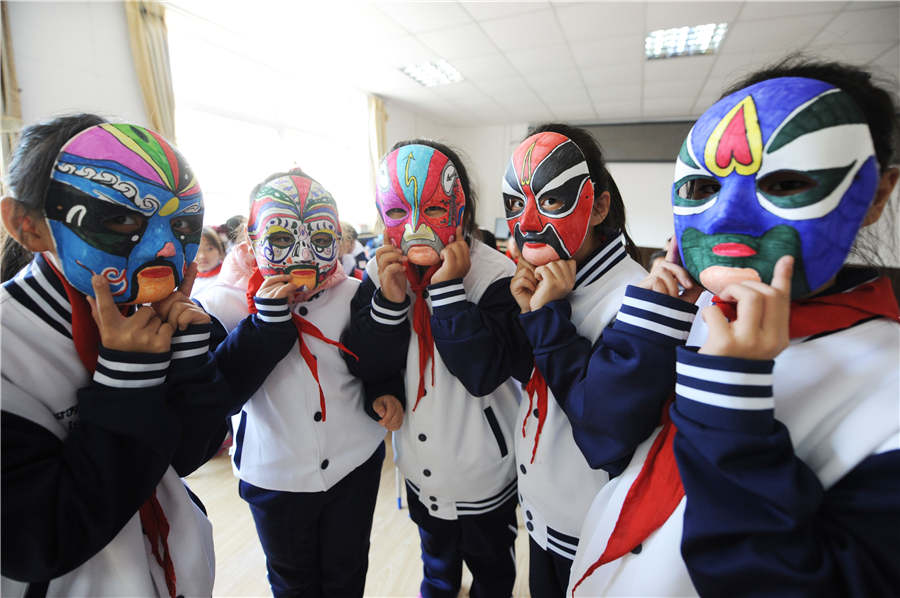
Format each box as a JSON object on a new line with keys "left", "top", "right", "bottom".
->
{"left": 483, "top": 406, "right": 508, "bottom": 458}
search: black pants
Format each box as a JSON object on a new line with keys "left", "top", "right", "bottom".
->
{"left": 239, "top": 442, "right": 385, "bottom": 598}
{"left": 407, "top": 484, "right": 518, "bottom": 598}
{"left": 528, "top": 536, "right": 573, "bottom": 598}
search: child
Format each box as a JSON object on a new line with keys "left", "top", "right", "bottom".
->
{"left": 195, "top": 169, "right": 388, "bottom": 597}
{"left": 504, "top": 124, "right": 698, "bottom": 597}
{"left": 343, "top": 140, "right": 530, "bottom": 598}
{"left": 191, "top": 225, "right": 225, "bottom": 296}
{"left": 1, "top": 116, "right": 232, "bottom": 596}
{"left": 568, "top": 59, "right": 900, "bottom": 596}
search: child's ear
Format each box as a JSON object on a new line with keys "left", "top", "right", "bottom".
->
{"left": 589, "top": 191, "right": 611, "bottom": 227}
{"left": 863, "top": 167, "right": 899, "bottom": 226}
{"left": 1, "top": 197, "right": 55, "bottom": 252}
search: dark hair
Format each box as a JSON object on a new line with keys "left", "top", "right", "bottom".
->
{"left": 529, "top": 123, "right": 640, "bottom": 261}
{"left": 477, "top": 228, "right": 498, "bottom": 250}
{"left": 247, "top": 167, "right": 342, "bottom": 237}
{"left": 722, "top": 56, "right": 898, "bottom": 172}
{"left": 201, "top": 226, "right": 226, "bottom": 255}
{"left": 388, "top": 139, "right": 478, "bottom": 237}
{"left": 2, "top": 113, "right": 107, "bottom": 281}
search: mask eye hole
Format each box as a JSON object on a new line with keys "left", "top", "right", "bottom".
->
{"left": 386, "top": 208, "right": 407, "bottom": 220}
{"left": 676, "top": 177, "right": 720, "bottom": 201}
{"left": 103, "top": 213, "right": 147, "bottom": 234}
{"left": 424, "top": 206, "right": 447, "bottom": 218}
{"left": 504, "top": 195, "right": 525, "bottom": 213}
{"left": 539, "top": 196, "right": 565, "bottom": 213}
{"left": 171, "top": 215, "right": 202, "bottom": 236}
{"left": 758, "top": 171, "right": 817, "bottom": 196}
{"left": 310, "top": 232, "right": 333, "bottom": 249}
{"left": 268, "top": 232, "right": 293, "bottom": 248}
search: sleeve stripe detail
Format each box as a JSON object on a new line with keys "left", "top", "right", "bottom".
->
{"left": 371, "top": 301, "right": 409, "bottom": 317}
{"left": 96, "top": 355, "right": 170, "bottom": 372}
{"left": 675, "top": 383, "right": 774, "bottom": 410}
{"left": 93, "top": 371, "right": 167, "bottom": 388}
{"left": 257, "top": 312, "right": 292, "bottom": 323}
{"left": 431, "top": 294, "right": 466, "bottom": 307}
{"left": 171, "top": 347, "right": 208, "bottom": 359}
{"left": 253, "top": 297, "right": 288, "bottom": 305}
{"left": 618, "top": 304, "right": 693, "bottom": 331}
{"left": 253, "top": 297, "right": 290, "bottom": 322}
{"left": 615, "top": 312, "right": 690, "bottom": 340}
{"left": 677, "top": 362, "right": 772, "bottom": 386}
{"left": 371, "top": 311, "right": 406, "bottom": 326}
{"left": 370, "top": 293, "right": 409, "bottom": 325}
{"left": 171, "top": 332, "right": 210, "bottom": 344}
{"left": 621, "top": 295, "right": 696, "bottom": 322}
{"left": 428, "top": 282, "right": 465, "bottom": 296}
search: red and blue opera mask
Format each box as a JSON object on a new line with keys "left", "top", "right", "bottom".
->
{"left": 673, "top": 77, "right": 878, "bottom": 298}
{"left": 46, "top": 124, "right": 204, "bottom": 304}
{"left": 375, "top": 144, "right": 465, "bottom": 267}
{"left": 502, "top": 132, "right": 594, "bottom": 266}
{"left": 248, "top": 174, "right": 341, "bottom": 291}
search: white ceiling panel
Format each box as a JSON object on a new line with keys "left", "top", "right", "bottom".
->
{"left": 720, "top": 14, "right": 834, "bottom": 54}
{"left": 643, "top": 78, "right": 704, "bottom": 100}
{"left": 810, "top": 5, "right": 900, "bottom": 45}
{"left": 460, "top": 1, "right": 549, "bottom": 22}
{"left": 478, "top": 9, "right": 567, "bottom": 52}
{"left": 554, "top": 3, "right": 647, "bottom": 41}
{"left": 707, "top": 49, "right": 796, "bottom": 80}
{"left": 418, "top": 24, "right": 498, "bottom": 61}
{"left": 740, "top": 1, "right": 849, "bottom": 21}
{"left": 569, "top": 35, "right": 646, "bottom": 69}
{"left": 375, "top": 2, "right": 472, "bottom": 33}
{"left": 505, "top": 44, "right": 577, "bottom": 74}
{"left": 364, "top": 35, "right": 438, "bottom": 69}
{"left": 581, "top": 63, "right": 644, "bottom": 87}
{"left": 538, "top": 84, "right": 592, "bottom": 105}
{"left": 588, "top": 83, "right": 643, "bottom": 105}
{"left": 451, "top": 54, "right": 516, "bottom": 82}
{"left": 476, "top": 74, "right": 535, "bottom": 97}
{"left": 805, "top": 41, "right": 898, "bottom": 64}
{"left": 645, "top": 1, "right": 742, "bottom": 31}
{"left": 643, "top": 55, "right": 716, "bottom": 81}
{"left": 643, "top": 96, "right": 696, "bottom": 118}
{"left": 592, "top": 101, "right": 644, "bottom": 121}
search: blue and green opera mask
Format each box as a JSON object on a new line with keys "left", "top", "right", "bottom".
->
{"left": 672, "top": 77, "right": 878, "bottom": 298}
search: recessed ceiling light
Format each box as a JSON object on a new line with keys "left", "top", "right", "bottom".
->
{"left": 399, "top": 59, "right": 463, "bottom": 87}
{"left": 645, "top": 23, "right": 728, "bottom": 59}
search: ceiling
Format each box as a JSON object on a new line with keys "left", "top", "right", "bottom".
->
{"left": 171, "top": 1, "right": 900, "bottom": 127}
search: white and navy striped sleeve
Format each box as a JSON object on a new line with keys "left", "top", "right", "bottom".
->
{"left": 369, "top": 288, "right": 410, "bottom": 327}
{"left": 252, "top": 296, "right": 292, "bottom": 324}
{"left": 169, "top": 322, "right": 212, "bottom": 372}
{"left": 92, "top": 347, "right": 171, "bottom": 390}
{"left": 427, "top": 278, "right": 467, "bottom": 315}
{"left": 613, "top": 285, "right": 697, "bottom": 345}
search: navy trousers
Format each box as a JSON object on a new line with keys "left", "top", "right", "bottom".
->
{"left": 239, "top": 442, "right": 385, "bottom": 598}
{"left": 407, "top": 484, "right": 518, "bottom": 598}
{"left": 528, "top": 537, "right": 573, "bottom": 598}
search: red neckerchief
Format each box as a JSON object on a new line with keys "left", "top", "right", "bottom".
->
{"left": 406, "top": 262, "right": 440, "bottom": 411}
{"left": 522, "top": 366, "right": 548, "bottom": 464}
{"left": 43, "top": 256, "right": 177, "bottom": 598}
{"left": 196, "top": 263, "right": 221, "bottom": 278}
{"left": 572, "top": 277, "right": 900, "bottom": 597}
{"left": 245, "top": 268, "right": 357, "bottom": 422}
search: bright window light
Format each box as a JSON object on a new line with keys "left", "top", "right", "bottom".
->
{"left": 645, "top": 23, "right": 728, "bottom": 59}
{"left": 399, "top": 59, "right": 463, "bottom": 87}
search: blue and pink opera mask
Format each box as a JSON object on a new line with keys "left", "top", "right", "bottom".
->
{"left": 247, "top": 174, "right": 341, "bottom": 291}
{"left": 673, "top": 77, "right": 879, "bottom": 298}
{"left": 375, "top": 144, "right": 466, "bottom": 267}
{"left": 46, "top": 124, "right": 204, "bottom": 304}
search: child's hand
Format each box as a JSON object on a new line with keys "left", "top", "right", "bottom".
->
{"left": 153, "top": 263, "right": 212, "bottom": 331}
{"left": 87, "top": 275, "right": 173, "bottom": 354}
{"left": 432, "top": 226, "right": 471, "bottom": 284}
{"left": 376, "top": 242, "right": 408, "bottom": 303}
{"left": 531, "top": 259, "right": 576, "bottom": 311}
{"left": 699, "top": 256, "right": 793, "bottom": 360}
{"left": 510, "top": 259, "right": 538, "bottom": 313}
{"left": 638, "top": 238, "right": 702, "bottom": 304}
{"left": 255, "top": 274, "right": 300, "bottom": 301}
{"left": 373, "top": 394, "right": 404, "bottom": 431}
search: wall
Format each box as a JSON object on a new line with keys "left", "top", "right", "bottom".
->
{"left": 8, "top": 1, "right": 147, "bottom": 128}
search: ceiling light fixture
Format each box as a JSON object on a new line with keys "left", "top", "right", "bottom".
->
{"left": 399, "top": 59, "right": 463, "bottom": 87}
{"left": 645, "top": 23, "right": 728, "bottom": 59}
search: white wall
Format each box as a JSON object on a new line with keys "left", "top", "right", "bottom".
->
{"left": 9, "top": 1, "right": 147, "bottom": 128}
{"left": 607, "top": 162, "right": 675, "bottom": 248}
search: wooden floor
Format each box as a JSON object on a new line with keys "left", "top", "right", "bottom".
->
{"left": 185, "top": 437, "right": 531, "bottom": 597}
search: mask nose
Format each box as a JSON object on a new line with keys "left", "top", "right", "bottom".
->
{"left": 707, "top": 177, "right": 757, "bottom": 231}
{"left": 520, "top": 199, "right": 543, "bottom": 232}
{"left": 156, "top": 242, "right": 176, "bottom": 258}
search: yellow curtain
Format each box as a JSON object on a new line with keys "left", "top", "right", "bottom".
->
{"left": 1, "top": 0, "right": 22, "bottom": 194}
{"left": 124, "top": 0, "right": 176, "bottom": 142}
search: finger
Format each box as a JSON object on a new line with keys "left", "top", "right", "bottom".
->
{"left": 152, "top": 292, "right": 180, "bottom": 321}
{"left": 145, "top": 314, "right": 164, "bottom": 334}
{"left": 156, "top": 321, "right": 175, "bottom": 346}
{"left": 166, "top": 301, "right": 190, "bottom": 327}
{"left": 726, "top": 284, "right": 765, "bottom": 337}
{"left": 176, "top": 304, "right": 210, "bottom": 330}
{"left": 179, "top": 262, "right": 199, "bottom": 296}
{"left": 770, "top": 255, "right": 794, "bottom": 296}
{"left": 660, "top": 262, "right": 695, "bottom": 290}
{"left": 91, "top": 275, "right": 121, "bottom": 326}
{"left": 534, "top": 266, "right": 545, "bottom": 282}
{"left": 130, "top": 305, "right": 157, "bottom": 327}
{"left": 660, "top": 271, "right": 680, "bottom": 298}
{"left": 665, "top": 237, "right": 679, "bottom": 264}
{"left": 516, "top": 259, "right": 536, "bottom": 275}
{"left": 373, "top": 398, "right": 386, "bottom": 418}
{"left": 700, "top": 304, "right": 732, "bottom": 338}
{"left": 274, "top": 282, "right": 299, "bottom": 299}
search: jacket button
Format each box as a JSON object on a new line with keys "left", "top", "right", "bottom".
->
{"left": 418, "top": 433, "right": 427, "bottom": 441}
{"left": 526, "top": 521, "right": 534, "bottom": 532}
{"left": 298, "top": 306, "right": 308, "bottom": 316}
{"left": 533, "top": 408, "right": 539, "bottom": 418}
{"left": 422, "top": 290, "right": 429, "bottom": 299}
{"left": 314, "top": 411, "right": 322, "bottom": 422}
{"left": 321, "top": 459, "right": 329, "bottom": 470}
{"left": 526, "top": 510, "right": 533, "bottom": 520}
{"left": 430, "top": 504, "right": 438, "bottom": 511}
{"left": 429, "top": 496, "right": 436, "bottom": 502}
{"left": 423, "top": 469, "right": 431, "bottom": 477}
{"left": 631, "top": 543, "right": 643, "bottom": 555}
{"left": 520, "top": 464, "right": 526, "bottom": 474}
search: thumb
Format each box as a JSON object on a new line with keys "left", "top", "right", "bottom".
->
{"left": 373, "top": 397, "right": 386, "bottom": 417}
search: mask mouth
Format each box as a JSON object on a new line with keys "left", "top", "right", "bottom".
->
{"left": 127, "top": 259, "right": 179, "bottom": 304}
{"left": 514, "top": 224, "right": 568, "bottom": 266}
{"left": 401, "top": 226, "right": 444, "bottom": 266}
{"left": 286, "top": 264, "right": 318, "bottom": 290}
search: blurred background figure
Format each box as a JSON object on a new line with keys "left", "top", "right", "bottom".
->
{"left": 192, "top": 226, "right": 226, "bottom": 296}
{"left": 222, "top": 215, "right": 248, "bottom": 252}
{"left": 340, "top": 222, "right": 368, "bottom": 279}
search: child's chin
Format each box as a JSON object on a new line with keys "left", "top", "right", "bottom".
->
{"left": 407, "top": 246, "right": 440, "bottom": 266}
{"left": 699, "top": 266, "right": 761, "bottom": 296}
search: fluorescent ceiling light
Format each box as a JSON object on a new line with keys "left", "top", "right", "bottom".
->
{"left": 399, "top": 59, "right": 463, "bottom": 87}
{"left": 645, "top": 23, "right": 728, "bottom": 59}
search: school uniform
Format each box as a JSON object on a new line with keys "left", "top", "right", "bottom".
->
{"left": 345, "top": 239, "right": 531, "bottom": 598}
{"left": 515, "top": 234, "right": 695, "bottom": 597}
{"left": 1, "top": 254, "right": 228, "bottom": 598}
{"left": 568, "top": 270, "right": 900, "bottom": 597}
{"left": 197, "top": 276, "right": 386, "bottom": 597}
{"left": 190, "top": 264, "right": 221, "bottom": 297}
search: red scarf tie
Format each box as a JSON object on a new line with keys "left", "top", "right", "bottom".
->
{"left": 572, "top": 277, "right": 900, "bottom": 596}
{"left": 44, "top": 256, "right": 177, "bottom": 598}
{"left": 246, "top": 269, "right": 357, "bottom": 422}
{"left": 407, "top": 262, "right": 440, "bottom": 411}
{"left": 522, "top": 367, "right": 549, "bottom": 464}
{"left": 197, "top": 263, "right": 221, "bottom": 278}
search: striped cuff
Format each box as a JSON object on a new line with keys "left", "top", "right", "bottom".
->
{"left": 370, "top": 289, "right": 410, "bottom": 326}
{"left": 93, "top": 347, "right": 171, "bottom": 389}
{"left": 674, "top": 346, "right": 775, "bottom": 432}
{"left": 428, "top": 279, "right": 466, "bottom": 311}
{"left": 170, "top": 322, "right": 211, "bottom": 364}
{"left": 253, "top": 297, "right": 292, "bottom": 323}
{"left": 614, "top": 285, "right": 697, "bottom": 344}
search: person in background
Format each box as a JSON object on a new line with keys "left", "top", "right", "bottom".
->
{"left": 476, "top": 228, "right": 499, "bottom": 251}
{"left": 569, "top": 58, "right": 900, "bottom": 597}
{"left": 222, "top": 214, "right": 247, "bottom": 252}
{"left": 192, "top": 226, "right": 225, "bottom": 296}
{"left": 340, "top": 221, "right": 368, "bottom": 278}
